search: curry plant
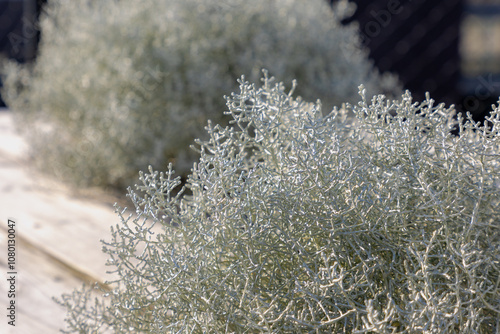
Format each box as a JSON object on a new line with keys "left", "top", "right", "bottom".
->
{"left": 58, "top": 73, "right": 499, "bottom": 333}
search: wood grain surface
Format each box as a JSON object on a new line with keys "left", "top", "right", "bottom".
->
{"left": 0, "top": 112, "right": 120, "bottom": 333}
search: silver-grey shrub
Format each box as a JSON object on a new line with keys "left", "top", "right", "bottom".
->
{"left": 1, "top": 0, "right": 399, "bottom": 190}
{"left": 59, "top": 73, "right": 499, "bottom": 333}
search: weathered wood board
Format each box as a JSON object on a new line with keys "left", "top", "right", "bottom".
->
{"left": 0, "top": 111, "right": 124, "bottom": 332}
{"left": 0, "top": 224, "right": 95, "bottom": 333}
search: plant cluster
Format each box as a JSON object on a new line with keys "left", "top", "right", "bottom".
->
{"left": 1, "top": 0, "right": 399, "bottom": 190}
{"left": 59, "top": 73, "right": 499, "bottom": 333}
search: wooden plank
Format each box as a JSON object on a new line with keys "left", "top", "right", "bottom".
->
{"left": 0, "top": 111, "right": 170, "bottom": 332}
{"left": 0, "top": 112, "right": 124, "bottom": 332}
{"left": 0, "top": 223, "right": 97, "bottom": 334}
{"left": 0, "top": 153, "right": 122, "bottom": 283}
{"left": 0, "top": 111, "right": 125, "bottom": 283}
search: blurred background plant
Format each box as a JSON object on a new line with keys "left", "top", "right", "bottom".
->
{"left": 0, "top": 0, "right": 399, "bottom": 191}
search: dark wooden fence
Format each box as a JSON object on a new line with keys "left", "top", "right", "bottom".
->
{"left": 337, "top": 0, "right": 500, "bottom": 123}
{"left": 459, "top": 2, "right": 500, "bottom": 121}
{"left": 339, "top": 0, "right": 463, "bottom": 108}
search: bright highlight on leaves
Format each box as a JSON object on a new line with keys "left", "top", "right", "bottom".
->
{"left": 59, "top": 73, "right": 499, "bottom": 333}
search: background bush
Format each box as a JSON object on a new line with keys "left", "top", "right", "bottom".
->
{"left": 59, "top": 74, "right": 499, "bottom": 333}
{"left": 1, "top": 0, "right": 399, "bottom": 191}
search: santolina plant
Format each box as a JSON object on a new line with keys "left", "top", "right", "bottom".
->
{"left": 58, "top": 73, "right": 499, "bottom": 333}
{"left": 1, "top": 0, "right": 399, "bottom": 190}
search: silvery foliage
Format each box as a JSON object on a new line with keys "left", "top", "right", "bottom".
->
{"left": 1, "top": 0, "right": 399, "bottom": 190}
{"left": 59, "top": 73, "right": 499, "bottom": 333}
